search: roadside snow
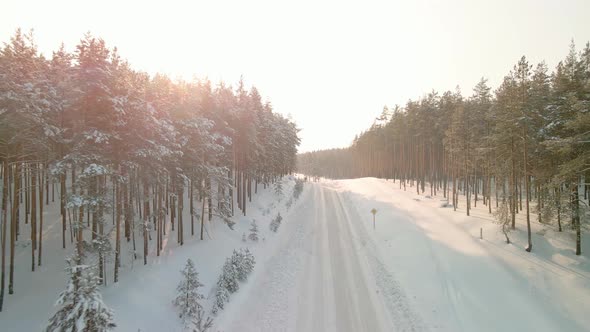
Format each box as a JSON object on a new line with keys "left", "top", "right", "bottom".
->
{"left": 333, "top": 177, "right": 590, "bottom": 332}
{"left": 2, "top": 176, "right": 298, "bottom": 332}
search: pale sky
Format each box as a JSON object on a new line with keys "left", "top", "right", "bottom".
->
{"left": 2, "top": 0, "right": 589, "bottom": 152}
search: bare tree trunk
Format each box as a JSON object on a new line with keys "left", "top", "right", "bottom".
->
{"left": 45, "top": 166, "right": 49, "bottom": 206}
{"left": 30, "top": 164, "right": 37, "bottom": 271}
{"left": 178, "top": 182, "right": 183, "bottom": 246}
{"left": 61, "top": 171, "right": 66, "bottom": 249}
{"left": 556, "top": 187, "right": 562, "bottom": 232}
{"left": 200, "top": 180, "right": 206, "bottom": 241}
{"left": 242, "top": 172, "right": 246, "bottom": 216}
{"left": 91, "top": 177, "right": 97, "bottom": 241}
{"left": 24, "top": 165, "right": 29, "bottom": 226}
{"left": 38, "top": 164, "right": 44, "bottom": 267}
{"left": 510, "top": 137, "right": 516, "bottom": 229}
{"left": 573, "top": 184, "right": 581, "bottom": 255}
{"left": 0, "top": 158, "right": 9, "bottom": 310}
{"left": 157, "top": 180, "right": 162, "bottom": 254}
{"left": 523, "top": 131, "right": 532, "bottom": 252}
{"left": 488, "top": 171, "right": 492, "bottom": 214}
{"left": 208, "top": 177, "right": 213, "bottom": 221}
{"left": 9, "top": 158, "right": 20, "bottom": 294}
{"left": 170, "top": 174, "right": 175, "bottom": 232}
{"left": 229, "top": 169, "right": 234, "bottom": 216}
{"left": 143, "top": 177, "right": 149, "bottom": 265}
{"left": 190, "top": 178, "right": 194, "bottom": 237}
{"left": 465, "top": 144, "right": 470, "bottom": 217}
{"left": 114, "top": 174, "right": 121, "bottom": 282}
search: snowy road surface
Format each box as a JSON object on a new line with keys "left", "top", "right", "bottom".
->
{"left": 294, "top": 186, "right": 404, "bottom": 331}
{"left": 217, "top": 178, "right": 589, "bottom": 332}
{"left": 218, "top": 183, "right": 421, "bottom": 331}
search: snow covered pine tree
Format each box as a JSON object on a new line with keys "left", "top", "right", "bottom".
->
{"left": 248, "top": 220, "right": 259, "bottom": 242}
{"left": 269, "top": 213, "right": 282, "bottom": 232}
{"left": 231, "top": 249, "right": 255, "bottom": 281}
{"left": 174, "top": 259, "right": 210, "bottom": 329}
{"left": 211, "top": 249, "right": 256, "bottom": 314}
{"left": 46, "top": 248, "right": 116, "bottom": 332}
{"left": 212, "top": 257, "right": 238, "bottom": 315}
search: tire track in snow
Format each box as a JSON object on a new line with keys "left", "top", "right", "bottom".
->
{"left": 220, "top": 182, "right": 423, "bottom": 332}
{"left": 334, "top": 190, "right": 425, "bottom": 332}
{"left": 328, "top": 189, "right": 384, "bottom": 331}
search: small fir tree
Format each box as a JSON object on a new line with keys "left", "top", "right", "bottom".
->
{"left": 274, "top": 179, "right": 283, "bottom": 201}
{"left": 174, "top": 259, "right": 205, "bottom": 327}
{"left": 269, "top": 213, "right": 282, "bottom": 232}
{"left": 493, "top": 200, "right": 512, "bottom": 244}
{"left": 248, "top": 220, "right": 259, "bottom": 242}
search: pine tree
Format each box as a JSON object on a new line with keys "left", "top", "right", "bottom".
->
{"left": 237, "top": 248, "right": 255, "bottom": 278}
{"left": 274, "top": 178, "right": 284, "bottom": 201}
{"left": 46, "top": 248, "right": 116, "bottom": 332}
{"left": 174, "top": 259, "right": 205, "bottom": 327}
{"left": 190, "top": 307, "right": 213, "bottom": 332}
{"left": 293, "top": 179, "right": 304, "bottom": 200}
{"left": 231, "top": 249, "right": 255, "bottom": 281}
{"left": 494, "top": 200, "right": 512, "bottom": 244}
{"left": 220, "top": 257, "right": 240, "bottom": 293}
{"left": 248, "top": 219, "right": 259, "bottom": 242}
{"left": 269, "top": 213, "right": 282, "bottom": 232}
{"left": 211, "top": 281, "right": 229, "bottom": 315}
{"left": 211, "top": 258, "right": 237, "bottom": 315}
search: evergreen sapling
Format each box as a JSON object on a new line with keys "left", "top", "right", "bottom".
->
{"left": 248, "top": 220, "right": 259, "bottom": 242}
{"left": 174, "top": 259, "right": 205, "bottom": 327}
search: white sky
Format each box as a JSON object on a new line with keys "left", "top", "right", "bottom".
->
{"left": 2, "top": 0, "right": 589, "bottom": 152}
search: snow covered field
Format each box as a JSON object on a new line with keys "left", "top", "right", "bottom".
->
{"left": 3, "top": 176, "right": 589, "bottom": 331}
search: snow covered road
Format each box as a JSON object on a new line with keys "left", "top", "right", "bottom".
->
{"left": 295, "top": 186, "right": 393, "bottom": 332}
{"left": 218, "top": 182, "right": 421, "bottom": 332}
{"left": 218, "top": 178, "right": 590, "bottom": 332}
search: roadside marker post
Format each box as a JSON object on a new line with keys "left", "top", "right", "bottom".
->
{"left": 370, "top": 208, "right": 377, "bottom": 230}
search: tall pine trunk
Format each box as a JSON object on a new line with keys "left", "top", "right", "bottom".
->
{"left": 523, "top": 129, "right": 532, "bottom": 252}
{"left": 30, "top": 164, "right": 37, "bottom": 271}
{"left": 38, "top": 164, "right": 44, "bottom": 267}
{"left": 0, "top": 158, "right": 9, "bottom": 310}
{"left": 9, "top": 158, "right": 20, "bottom": 295}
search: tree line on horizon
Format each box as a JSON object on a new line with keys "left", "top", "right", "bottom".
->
{"left": 298, "top": 41, "right": 589, "bottom": 256}
{"left": 0, "top": 29, "right": 300, "bottom": 311}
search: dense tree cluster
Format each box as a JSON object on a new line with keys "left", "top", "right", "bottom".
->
{"left": 299, "top": 41, "right": 590, "bottom": 255}
{"left": 0, "top": 29, "right": 299, "bottom": 311}
{"left": 212, "top": 248, "right": 255, "bottom": 314}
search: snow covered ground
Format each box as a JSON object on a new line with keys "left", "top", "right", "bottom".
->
{"left": 2, "top": 177, "right": 299, "bottom": 332}
{"left": 3, "top": 176, "right": 589, "bottom": 331}
{"left": 217, "top": 177, "right": 590, "bottom": 332}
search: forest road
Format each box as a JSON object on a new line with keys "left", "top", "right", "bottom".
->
{"left": 294, "top": 185, "right": 391, "bottom": 332}
{"left": 219, "top": 182, "right": 418, "bottom": 332}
